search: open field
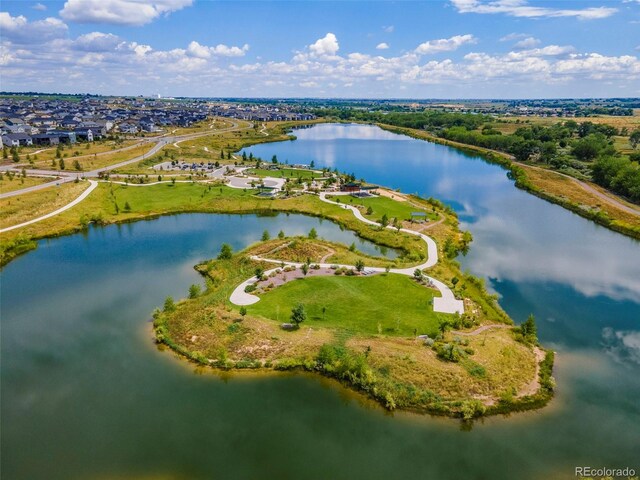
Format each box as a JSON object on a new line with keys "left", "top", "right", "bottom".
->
{"left": 5, "top": 139, "right": 143, "bottom": 166}
{"left": 246, "top": 168, "right": 322, "bottom": 179}
{"left": 327, "top": 194, "right": 439, "bottom": 223}
{"left": 250, "top": 274, "right": 442, "bottom": 337}
{"left": 0, "top": 180, "right": 88, "bottom": 229}
{"left": 0, "top": 175, "right": 56, "bottom": 194}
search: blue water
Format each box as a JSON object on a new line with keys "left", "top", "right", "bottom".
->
{"left": 1, "top": 124, "right": 638, "bottom": 480}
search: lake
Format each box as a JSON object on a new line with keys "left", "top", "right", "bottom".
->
{"left": 1, "top": 123, "right": 638, "bottom": 479}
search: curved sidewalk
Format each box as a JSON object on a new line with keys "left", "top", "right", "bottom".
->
{"left": 230, "top": 193, "right": 464, "bottom": 314}
{"left": 0, "top": 180, "right": 98, "bottom": 233}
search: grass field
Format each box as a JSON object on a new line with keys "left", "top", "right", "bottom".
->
{"left": 250, "top": 274, "right": 442, "bottom": 337}
{"left": 9, "top": 139, "right": 143, "bottom": 166}
{"left": 0, "top": 180, "right": 88, "bottom": 229}
{"left": 246, "top": 168, "right": 322, "bottom": 179}
{"left": 327, "top": 194, "right": 438, "bottom": 223}
{"left": 0, "top": 175, "right": 56, "bottom": 194}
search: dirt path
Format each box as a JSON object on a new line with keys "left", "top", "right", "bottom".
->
{"left": 452, "top": 324, "right": 509, "bottom": 336}
{"left": 319, "top": 247, "right": 336, "bottom": 263}
{"left": 516, "top": 161, "right": 640, "bottom": 217}
{"left": 517, "top": 347, "right": 546, "bottom": 398}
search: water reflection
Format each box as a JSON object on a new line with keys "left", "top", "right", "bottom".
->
{"left": 245, "top": 123, "right": 640, "bottom": 306}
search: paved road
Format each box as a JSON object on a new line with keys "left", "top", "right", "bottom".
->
{"left": 230, "top": 192, "right": 464, "bottom": 314}
{"left": 0, "top": 120, "right": 247, "bottom": 199}
{"left": 0, "top": 180, "right": 99, "bottom": 233}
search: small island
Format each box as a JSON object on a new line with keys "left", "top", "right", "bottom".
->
{"left": 152, "top": 180, "right": 554, "bottom": 419}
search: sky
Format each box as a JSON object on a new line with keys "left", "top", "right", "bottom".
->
{"left": 1, "top": 0, "right": 639, "bottom": 99}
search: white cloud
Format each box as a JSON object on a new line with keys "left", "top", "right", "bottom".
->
{"left": 32, "top": 3, "right": 47, "bottom": 10}
{"left": 514, "top": 37, "right": 540, "bottom": 49}
{"left": 74, "top": 32, "right": 122, "bottom": 52}
{"left": 1, "top": 27, "right": 637, "bottom": 98}
{"left": 60, "top": 0, "right": 193, "bottom": 26}
{"left": 500, "top": 32, "right": 529, "bottom": 42}
{"left": 376, "top": 42, "right": 389, "bottom": 50}
{"left": 309, "top": 33, "right": 339, "bottom": 57}
{"left": 415, "top": 34, "right": 476, "bottom": 55}
{"left": 186, "top": 40, "right": 249, "bottom": 58}
{"left": 0, "top": 12, "right": 68, "bottom": 44}
{"left": 382, "top": 25, "right": 394, "bottom": 33}
{"left": 451, "top": 0, "right": 617, "bottom": 19}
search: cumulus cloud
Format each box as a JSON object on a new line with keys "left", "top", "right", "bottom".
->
{"left": 309, "top": 33, "right": 339, "bottom": 56}
{"left": 0, "top": 12, "right": 68, "bottom": 44}
{"left": 415, "top": 34, "right": 476, "bottom": 55}
{"left": 32, "top": 3, "right": 47, "bottom": 10}
{"left": 500, "top": 32, "right": 529, "bottom": 42}
{"left": 1, "top": 25, "right": 638, "bottom": 98}
{"left": 376, "top": 42, "right": 389, "bottom": 50}
{"left": 451, "top": 0, "right": 617, "bottom": 19}
{"left": 186, "top": 41, "right": 249, "bottom": 58}
{"left": 74, "top": 32, "right": 122, "bottom": 52}
{"left": 514, "top": 37, "right": 540, "bottom": 49}
{"left": 60, "top": 0, "right": 193, "bottom": 26}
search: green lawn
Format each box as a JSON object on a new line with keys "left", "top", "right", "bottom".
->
{"left": 249, "top": 274, "right": 443, "bottom": 337}
{"left": 247, "top": 168, "right": 322, "bottom": 179}
{"left": 327, "top": 195, "right": 438, "bottom": 223}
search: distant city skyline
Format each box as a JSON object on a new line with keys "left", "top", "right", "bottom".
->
{"left": 1, "top": 0, "right": 639, "bottom": 98}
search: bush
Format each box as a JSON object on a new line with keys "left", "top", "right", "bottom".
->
{"left": 244, "top": 284, "right": 256, "bottom": 293}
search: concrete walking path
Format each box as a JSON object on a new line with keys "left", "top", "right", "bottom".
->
{"left": 230, "top": 191, "right": 464, "bottom": 314}
{"left": 0, "top": 180, "right": 98, "bottom": 233}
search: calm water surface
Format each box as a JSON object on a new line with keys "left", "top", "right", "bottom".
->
{"left": 2, "top": 124, "right": 639, "bottom": 479}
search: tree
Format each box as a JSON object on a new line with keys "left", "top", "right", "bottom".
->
{"left": 271, "top": 154, "right": 278, "bottom": 164}
{"left": 308, "top": 227, "right": 318, "bottom": 239}
{"left": 380, "top": 213, "right": 389, "bottom": 228}
{"left": 355, "top": 259, "right": 365, "bottom": 272}
{"left": 290, "top": 303, "right": 306, "bottom": 327}
{"left": 58, "top": 158, "right": 65, "bottom": 170}
{"left": 301, "top": 263, "right": 309, "bottom": 276}
{"left": 521, "top": 314, "right": 537, "bottom": 341}
{"left": 217, "top": 243, "right": 233, "bottom": 260}
{"left": 278, "top": 230, "right": 285, "bottom": 239}
{"left": 366, "top": 206, "right": 373, "bottom": 215}
{"left": 220, "top": 149, "right": 224, "bottom": 159}
{"left": 242, "top": 151, "right": 247, "bottom": 162}
{"left": 255, "top": 267, "right": 264, "bottom": 280}
{"left": 73, "top": 159, "right": 82, "bottom": 170}
{"left": 261, "top": 230, "right": 270, "bottom": 241}
{"left": 12, "top": 149, "right": 19, "bottom": 162}
{"left": 310, "top": 160, "right": 315, "bottom": 169}
{"left": 2, "top": 148, "right": 7, "bottom": 159}
{"left": 349, "top": 242, "right": 356, "bottom": 252}
{"left": 163, "top": 296, "right": 176, "bottom": 312}
{"left": 630, "top": 129, "right": 640, "bottom": 149}
{"left": 239, "top": 306, "right": 247, "bottom": 318}
{"left": 188, "top": 284, "right": 201, "bottom": 298}
{"left": 124, "top": 201, "right": 131, "bottom": 212}
{"left": 414, "top": 269, "right": 423, "bottom": 281}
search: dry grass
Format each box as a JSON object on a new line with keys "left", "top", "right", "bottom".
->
{"left": 521, "top": 165, "right": 640, "bottom": 228}
{"left": 0, "top": 181, "right": 88, "bottom": 229}
{"left": 0, "top": 175, "right": 56, "bottom": 194}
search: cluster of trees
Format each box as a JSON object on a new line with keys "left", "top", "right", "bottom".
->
{"left": 592, "top": 155, "right": 640, "bottom": 202}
